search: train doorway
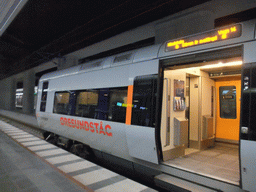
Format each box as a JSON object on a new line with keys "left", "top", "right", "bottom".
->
{"left": 160, "top": 56, "right": 242, "bottom": 185}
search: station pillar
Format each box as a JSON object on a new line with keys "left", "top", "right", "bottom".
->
{"left": 0, "top": 76, "right": 16, "bottom": 111}
{"left": 23, "top": 70, "right": 35, "bottom": 115}
{"left": 10, "top": 77, "right": 16, "bottom": 111}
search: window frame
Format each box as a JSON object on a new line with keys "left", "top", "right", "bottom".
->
{"left": 219, "top": 85, "right": 237, "bottom": 119}
{"left": 107, "top": 87, "right": 128, "bottom": 123}
{"left": 40, "top": 81, "right": 49, "bottom": 112}
{"left": 75, "top": 89, "right": 100, "bottom": 118}
{"left": 54, "top": 86, "right": 129, "bottom": 124}
{"left": 53, "top": 91, "right": 71, "bottom": 115}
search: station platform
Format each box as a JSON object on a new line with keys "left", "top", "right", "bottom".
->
{"left": 0, "top": 120, "right": 157, "bottom": 192}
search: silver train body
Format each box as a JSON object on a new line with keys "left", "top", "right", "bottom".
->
{"left": 36, "top": 19, "right": 256, "bottom": 191}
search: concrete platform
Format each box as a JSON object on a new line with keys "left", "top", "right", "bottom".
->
{"left": 0, "top": 120, "right": 157, "bottom": 192}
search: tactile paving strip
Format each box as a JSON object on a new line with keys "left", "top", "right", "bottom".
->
{"left": 0, "top": 120, "right": 157, "bottom": 192}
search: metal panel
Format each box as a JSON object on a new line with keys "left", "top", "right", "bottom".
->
{"left": 241, "top": 62, "right": 256, "bottom": 141}
{"left": 38, "top": 112, "right": 133, "bottom": 160}
{"left": 133, "top": 44, "right": 161, "bottom": 63}
{"left": 111, "top": 52, "right": 134, "bottom": 67}
{"left": 42, "top": 59, "right": 158, "bottom": 92}
{"left": 202, "top": 115, "right": 213, "bottom": 139}
{"left": 240, "top": 61, "right": 256, "bottom": 191}
{"left": 244, "top": 41, "right": 256, "bottom": 63}
{"left": 40, "top": 55, "right": 159, "bottom": 84}
{"left": 126, "top": 125, "right": 158, "bottom": 164}
{"left": 174, "top": 117, "right": 188, "bottom": 146}
{"left": 240, "top": 140, "right": 256, "bottom": 192}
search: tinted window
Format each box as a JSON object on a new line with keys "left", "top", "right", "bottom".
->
{"left": 107, "top": 88, "right": 127, "bottom": 123}
{"left": 53, "top": 92, "right": 70, "bottom": 114}
{"left": 53, "top": 87, "right": 128, "bottom": 123}
{"left": 219, "top": 86, "right": 236, "bottom": 119}
{"left": 74, "top": 87, "right": 128, "bottom": 123}
{"left": 131, "top": 75, "right": 157, "bottom": 127}
{"left": 40, "top": 82, "right": 48, "bottom": 112}
{"left": 94, "top": 88, "right": 127, "bottom": 123}
{"left": 75, "top": 90, "right": 99, "bottom": 118}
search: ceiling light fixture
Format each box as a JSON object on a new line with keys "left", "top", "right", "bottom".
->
{"left": 200, "top": 60, "right": 243, "bottom": 69}
{"left": 0, "top": 0, "right": 28, "bottom": 36}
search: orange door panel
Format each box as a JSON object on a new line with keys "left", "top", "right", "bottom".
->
{"left": 215, "top": 77, "right": 241, "bottom": 141}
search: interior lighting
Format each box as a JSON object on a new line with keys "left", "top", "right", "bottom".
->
{"left": 200, "top": 61, "right": 242, "bottom": 69}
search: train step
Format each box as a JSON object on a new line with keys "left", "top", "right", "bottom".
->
{"left": 155, "top": 173, "right": 219, "bottom": 192}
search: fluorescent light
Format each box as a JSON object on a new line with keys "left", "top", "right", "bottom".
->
{"left": 0, "top": 0, "right": 28, "bottom": 36}
{"left": 200, "top": 61, "right": 242, "bottom": 69}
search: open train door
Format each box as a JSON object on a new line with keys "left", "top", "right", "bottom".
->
{"left": 240, "top": 63, "right": 256, "bottom": 192}
{"left": 126, "top": 74, "right": 160, "bottom": 164}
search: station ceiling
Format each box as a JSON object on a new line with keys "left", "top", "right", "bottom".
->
{"left": 0, "top": 0, "right": 210, "bottom": 80}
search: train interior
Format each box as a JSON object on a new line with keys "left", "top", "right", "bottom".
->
{"left": 160, "top": 56, "right": 242, "bottom": 185}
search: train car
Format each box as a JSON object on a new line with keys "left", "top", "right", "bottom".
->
{"left": 36, "top": 19, "right": 256, "bottom": 192}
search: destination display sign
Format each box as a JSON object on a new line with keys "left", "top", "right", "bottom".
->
{"left": 165, "top": 24, "right": 242, "bottom": 52}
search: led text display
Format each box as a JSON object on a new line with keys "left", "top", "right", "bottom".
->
{"left": 165, "top": 24, "right": 242, "bottom": 52}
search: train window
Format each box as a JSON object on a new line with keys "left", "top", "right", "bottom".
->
{"left": 94, "top": 88, "right": 127, "bottom": 122}
{"left": 107, "top": 88, "right": 127, "bottom": 123}
{"left": 53, "top": 92, "right": 71, "bottom": 114}
{"left": 15, "top": 88, "right": 23, "bottom": 108}
{"left": 72, "top": 87, "right": 128, "bottom": 123}
{"left": 40, "top": 81, "right": 48, "bottom": 112}
{"left": 131, "top": 75, "right": 158, "bottom": 127}
{"left": 75, "top": 90, "right": 99, "bottom": 118}
{"left": 95, "top": 89, "right": 109, "bottom": 120}
{"left": 219, "top": 86, "right": 236, "bottom": 119}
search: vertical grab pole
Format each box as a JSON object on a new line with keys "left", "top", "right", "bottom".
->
{"left": 164, "top": 78, "right": 170, "bottom": 146}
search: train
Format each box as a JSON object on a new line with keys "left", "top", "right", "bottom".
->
{"left": 36, "top": 19, "right": 256, "bottom": 191}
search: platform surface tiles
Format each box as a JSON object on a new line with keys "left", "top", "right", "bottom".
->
{"left": 0, "top": 120, "right": 157, "bottom": 192}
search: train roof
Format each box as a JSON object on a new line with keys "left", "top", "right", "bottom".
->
{"left": 40, "top": 44, "right": 161, "bottom": 81}
{"left": 40, "top": 19, "right": 256, "bottom": 82}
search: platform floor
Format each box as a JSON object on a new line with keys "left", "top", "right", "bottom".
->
{"left": 163, "top": 143, "right": 239, "bottom": 185}
{"left": 0, "top": 120, "right": 157, "bottom": 192}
